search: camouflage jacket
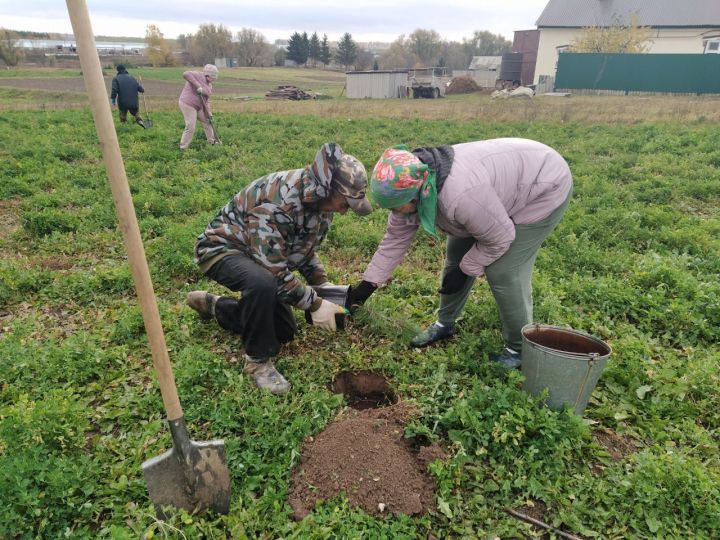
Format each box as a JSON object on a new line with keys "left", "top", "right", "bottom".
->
{"left": 195, "top": 143, "right": 346, "bottom": 310}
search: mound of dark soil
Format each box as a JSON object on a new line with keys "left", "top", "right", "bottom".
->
{"left": 446, "top": 76, "right": 481, "bottom": 94}
{"left": 288, "top": 402, "right": 445, "bottom": 519}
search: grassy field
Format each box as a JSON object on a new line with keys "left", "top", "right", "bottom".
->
{"left": 2, "top": 66, "right": 720, "bottom": 123}
{"left": 0, "top": 66, "right": 347, "bottom": 101}
{"left": 0, "top": 69, "right": 719, "bottom": 538}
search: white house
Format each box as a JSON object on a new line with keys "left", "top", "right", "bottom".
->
{"left": 534, "top": 0, "right": 720, "bottom": 84}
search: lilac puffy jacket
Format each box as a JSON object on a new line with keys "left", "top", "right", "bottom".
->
{"left": 363, "top": 138, "right": 573, "bottom": 283}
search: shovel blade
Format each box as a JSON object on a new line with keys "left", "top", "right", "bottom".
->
{"left": 143, "top": 119, "right": 153, "bottom": 128}
{"left": 142, "top": 439, "right": 231, "bottom": 517}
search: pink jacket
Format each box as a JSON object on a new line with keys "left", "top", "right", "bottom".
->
{"left": 363, "top": 138, "right": 573, "bottom": 284}
{"left": 179, "top": 71, "right": 213, "bottom": 111}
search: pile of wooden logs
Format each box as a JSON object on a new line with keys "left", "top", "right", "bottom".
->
{"left": 265, "top": 85, "right": 313, "bottom": 100}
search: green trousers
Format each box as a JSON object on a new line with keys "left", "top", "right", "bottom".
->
{"left": 438, "top": 193, "right": 571, "bottom": 350}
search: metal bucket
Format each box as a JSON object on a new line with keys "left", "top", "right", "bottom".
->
{"left": 521, "top": 324, "right": 611, "bottom": 415}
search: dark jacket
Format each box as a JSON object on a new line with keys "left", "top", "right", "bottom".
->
{"left": 110, "top": 70, "right": 144, "bottom": 109}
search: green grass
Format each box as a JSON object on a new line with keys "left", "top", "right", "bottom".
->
{"left": 0, "top": 107, "right": 719, "bottom": 539}
{"left": 0, "top": 67, "right": 85, "bottom": 78}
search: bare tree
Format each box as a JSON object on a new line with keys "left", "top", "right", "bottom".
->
{"left": 177, "top": 33, "right": 190, "bottom": 52}
{"left": 439, "top": 41, "right": 470, "bottom": 70}
{"left": 189, "top": 23, "right": 232, "bottom": 65}
{"left": 408, "top": 29, "right": 442, "bottom": 66}
{"left": 235, "top": 28, "right": 272, "bottom": 66}
{"left": 463, "top": 30, "right": 512, "bottom": 57}
{"left": 379, "top": 35, "right": 415, "bottom": 69}
{"left": 354, "top": 49, "right": 375, "bottom": 71}
{"left": 0, "top": 28, "right": 21, "bottom": 66}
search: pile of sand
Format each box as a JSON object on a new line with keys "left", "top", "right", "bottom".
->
{"left": 288, "top": 402, "right": 445, "bottom": 519}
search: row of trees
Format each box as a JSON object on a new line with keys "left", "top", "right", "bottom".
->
{"left": 379, "top": 30, "right": 511, "bottom": 70}
{"left": 174, "top": 24, "right": 275, "bottom": 67}
{"left": 170, "top": 20, "right": 650, "bottom": 70}
{"left": 167, "top": 24, "right": 512, "bottom": 70}
{"left": 287, "top": 32, "right": 375, "bottom": 69}
{"left": 2, "top": 21, "right": 650, "bottom": 70}
{"left": 144, "top": 19, "right": 655, "bottom": 69}
{"left": 285, "top": 29, "right": 512, "bottom": 70}
{"left": 286, "top": 32, "right": 331, "bottom": 66}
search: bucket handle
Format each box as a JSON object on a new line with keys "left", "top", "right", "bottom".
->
{"left": 573, "top": 352, "right": 598, "bottom": 412}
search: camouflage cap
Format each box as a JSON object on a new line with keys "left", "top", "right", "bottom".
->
{"left": 333, "top": 155, "right": 372, "bottom": 216}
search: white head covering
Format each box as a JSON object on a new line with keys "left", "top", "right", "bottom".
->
{"left": 203, "top": 64, "right": 219, "bottom": 80}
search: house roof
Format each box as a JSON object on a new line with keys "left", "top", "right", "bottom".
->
{"left": 469, "top": 56, "right": 502, "bottom": 70}
{"left": 536, "top": 0, "right": 720, "bottom": 28}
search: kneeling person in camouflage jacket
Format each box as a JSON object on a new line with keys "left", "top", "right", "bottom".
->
{"left": 188, "top": 143, "right": 372, "bottom": 394}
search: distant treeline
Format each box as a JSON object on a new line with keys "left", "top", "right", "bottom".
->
{"left": 3, "top": 25, "right": 512, "bottom": 71}
{"left": 175, "top": 25, "right": 513, "bottom": 71}
{"left": 4, "top": 29, "right": 167, "bottom": 44}
{"left": 5, "top": 29, "right": 53, "bottom": 39}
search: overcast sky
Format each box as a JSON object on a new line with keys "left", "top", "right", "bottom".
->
{"left": 1, "top": 0, "right": 550, "bottom": 42}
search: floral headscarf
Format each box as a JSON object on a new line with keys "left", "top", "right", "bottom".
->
{"left": 370, "top": 145, "right": 438, "bottom": 237}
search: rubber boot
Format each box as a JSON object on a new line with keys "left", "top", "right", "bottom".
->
{"left": 409, "top": 321, "right": 455, "bottom": 348}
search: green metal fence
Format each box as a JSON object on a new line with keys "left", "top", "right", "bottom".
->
{"left": 555, "top": 53, "right": 720, "bottom": 94}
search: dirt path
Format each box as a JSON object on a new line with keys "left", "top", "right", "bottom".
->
{"left": 0, "top": 77, "right": 243, "bottom": 95}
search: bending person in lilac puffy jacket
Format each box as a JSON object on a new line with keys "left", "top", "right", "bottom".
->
{"left": 346, "top": 139, "right": 573, "bottom": 368}
{"left": 178, "top": 64, "right": 219, "bottom": 149}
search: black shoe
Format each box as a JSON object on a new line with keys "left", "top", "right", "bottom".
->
{"left": 409, "top": 322, "right": 455, "bottom": 348}
{"left": 489, "top": 349, "right": 522, "bottom": 369}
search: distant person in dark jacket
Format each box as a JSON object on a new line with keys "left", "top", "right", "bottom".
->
{"left": 110, "top": 64, "right": 145, "bottom": 128}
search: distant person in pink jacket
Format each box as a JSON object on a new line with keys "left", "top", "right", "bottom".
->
{"left": 346, "top": 139, "right": 573, "bottom": 368}
{"left": 178, "top": 64, "right": 219, "bottom": 149}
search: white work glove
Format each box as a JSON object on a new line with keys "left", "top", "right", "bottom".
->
{"left": 310, "top": 299, "right": 345, "bottom": 331}
{"left": 196, "top": 86, "right": 203, "bottom": 96}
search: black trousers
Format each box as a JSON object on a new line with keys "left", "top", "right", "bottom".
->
{"left": 204, "top": 254, "right": 297, "bottom": 359}
{"left": 118, "top": 107, "right": 141, "bottom": 122}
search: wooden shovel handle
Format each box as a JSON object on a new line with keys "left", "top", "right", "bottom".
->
{"left": 66, "top": 0, "right": 183, "bottom": 421}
